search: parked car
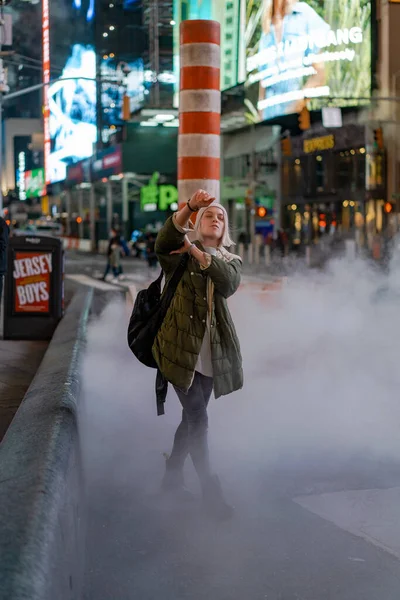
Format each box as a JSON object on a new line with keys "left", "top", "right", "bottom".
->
{"left": 13, "top": 221, "right": 63, "bottom": 237}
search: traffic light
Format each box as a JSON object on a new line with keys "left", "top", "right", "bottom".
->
{"left": 298, "top": 107, "right": 310, "bottom": 131}
{"left": 245, "top": 188, "right": 254, "bottom": 207}
{"left": 122, "top": 94, "right": 130, "bottom": 121}
{"left": 281, "top": 136, "right": 292, "bottom": 157}
{"left": 374, "top": 127, "right": 384, "bottom": 150}
{"left": 256, "top": 206, "right": 267, "bottom": 218}
{"left": 384, "top": 202, "right": 394, "bottom": 214}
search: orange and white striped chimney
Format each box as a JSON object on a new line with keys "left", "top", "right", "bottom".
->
{"left": 178, "top": 20, "right": 221, "bottom": 208}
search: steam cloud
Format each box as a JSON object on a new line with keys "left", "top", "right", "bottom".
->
{"left": 81, "top": 254, "right": 400, "bottom": 597}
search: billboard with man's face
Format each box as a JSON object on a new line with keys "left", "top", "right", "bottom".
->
{"left": 244, "top": 0, "right": 371, "bottom": 122}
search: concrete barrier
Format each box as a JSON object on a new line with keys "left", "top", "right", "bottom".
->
{"left": 61, "top": 237, "right": 92, "bottom": 252}
{"left": 0, "top": 288, "right": 93, "bottom": 600}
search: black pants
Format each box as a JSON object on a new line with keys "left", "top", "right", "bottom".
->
{"left": 0, "top": 275, "right": 3, "bottom": 306}
{"left": 170, "top": 372, "right": 213, "bottom": 482}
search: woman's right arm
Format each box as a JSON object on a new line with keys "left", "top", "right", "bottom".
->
{"left": 155, "top": 190, "right": 215, "bottom": 274}
{"left": 154, "top": 204, "right": 196, "bottom": 275}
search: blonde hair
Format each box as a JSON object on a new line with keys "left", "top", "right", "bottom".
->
{"left": 194, "top": 203, "right": 235, "bottom": 248}
{"left": 261, "top": 0, "right": 298, "bottom": 34}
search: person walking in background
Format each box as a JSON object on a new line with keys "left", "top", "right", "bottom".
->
{"left": 153, "top": 190, "right": 243, "bottom": 520}
{"left": 146, "top": 233, "right": 158, "bottom": 270}
{"left": 102, "top": 229, "right": 124, "bottom": 281}
{"left": 0, "top": 216, "right": 9, "bottom": 312}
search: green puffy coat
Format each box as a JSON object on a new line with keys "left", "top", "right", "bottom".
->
{"left": 152, "top": 216, "right": 243, "bottom": 397}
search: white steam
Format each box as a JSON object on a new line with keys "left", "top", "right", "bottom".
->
{"left": 82, "top": 255, "right": 400, "bottom": 491}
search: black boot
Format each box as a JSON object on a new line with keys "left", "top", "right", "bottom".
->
{"left": 161, "top": 456, "right": 194, "bottom": 501}
{"left": 202, "top": 475, "right": 234, "bottom": 521}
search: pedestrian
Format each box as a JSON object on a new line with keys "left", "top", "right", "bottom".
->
{"left": 146, "top": 233, "right": 158, "bottom": 269}
{"left": 0, "top": 215, "right": 9, "bottom": 312}
{"left": 153, "top": 189, "right": 243, "bottom": 520}
{"left": 102, "top": 229, "right": 123, "bottom": 281}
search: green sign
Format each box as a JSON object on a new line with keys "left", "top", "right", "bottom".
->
{"left": 140, "top": 172, "right": 178, "bottom": 212}
{"left": 25, "top": 168, "right": 46, "bottom": 198}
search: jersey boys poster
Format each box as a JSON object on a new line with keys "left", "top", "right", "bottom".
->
{"left": 13, "top": 252, "right": 52, "bottom": 313}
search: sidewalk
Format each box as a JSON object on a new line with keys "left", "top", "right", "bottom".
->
{"left": 0, "top": 301, "right": 48, "bottom": 442}
{"left": 0, "top": 339, "right": 47, "bottom": 442}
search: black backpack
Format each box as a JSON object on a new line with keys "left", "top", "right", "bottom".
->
{"left": 127, "top": 255, "right": 189, "bottom": 369}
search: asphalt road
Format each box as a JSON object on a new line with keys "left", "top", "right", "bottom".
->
{"left": 77, "top": 254, "right": 400, "bottom": 600}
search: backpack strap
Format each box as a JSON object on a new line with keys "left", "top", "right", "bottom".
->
{"left": 162, "top": 254, "right": 189, "bottom": 296}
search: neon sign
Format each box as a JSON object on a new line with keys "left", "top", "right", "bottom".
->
{"left": 42, "top": 0, "right": 50, "bottom": 185}
{"left": 140, "top": 172, "right": 178, "bottom": 212}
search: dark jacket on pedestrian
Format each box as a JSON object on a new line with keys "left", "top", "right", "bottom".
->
{"left": 153, "top": 216, "right": 243, "bottom": 398}
{"left": 0, "top": 217, "right": 9, "bottom": 275}
{"left": 107, "top": 234, "right": 122, "bottom": 257}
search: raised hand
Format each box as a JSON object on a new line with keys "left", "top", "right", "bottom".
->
{"left": 189, "top": 189, "right": 216, "bottom": 211}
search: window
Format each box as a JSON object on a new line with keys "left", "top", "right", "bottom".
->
{"left": 366, "top": 153, "right": 385, "bottom": 190}
{"left": 336, "top": 152, "right": 354, "bottom": 190}
{"left": 315, "top": 156, "right": 325, "bottom": 192}
{"left": 356, "top": 153, "right": 366, "bottom": 190}
{"left": 224, "top": 155, "right": 248, "bottom": 179}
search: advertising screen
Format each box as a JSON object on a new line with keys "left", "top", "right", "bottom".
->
{"left": 13, "top": 251, "right": 52, "bottom": 314}
{"left": 244, "top": 0, "right": 371, "bottom": 122}
{"left": 44, "top": 0, "right": 97, "bottom": 184}
{"left": 101, "top": 57, "right": 144, "bottom": 127}
{"left": 173, "top": 0, "right": 242, "bottom": 105}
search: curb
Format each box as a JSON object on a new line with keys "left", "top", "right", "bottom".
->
{"left": 0, "top": 288, "right": 93, "bottom": 600}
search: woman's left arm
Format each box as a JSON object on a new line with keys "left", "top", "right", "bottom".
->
{"left": 170, "top": 243, "right": 242, "bottom": 298}
{"left": 198, "top": 254, "right": 242, "bottom": 298}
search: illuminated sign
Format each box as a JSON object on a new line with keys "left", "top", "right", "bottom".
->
{"left": 42, "top": 0, "right": 50, "bottom": 184}
{"left": 140, "top": 172, "right": 178, "bottom": 212}
{"left": 48, "top": 45, "right": 97, "bottom": 183}
{"left": 303, "top": 135, "right": 335, "bottom": 153}
{"left": 44, "top": 1, "right": 97, "bottom": 184}
{"left": 101, "top": 57, "right": 144, "bottom": 128}
{"left": 13, "top": 251, "right": 52, "bottom": 314}
{"left": 17, "top": 152, "right": 26, "bottom": 200}
{"left": 244, "top": 0, "right": 371, "bottom": 122}
{"left": 25, "top": 169, "right": 47, "bottom": 199}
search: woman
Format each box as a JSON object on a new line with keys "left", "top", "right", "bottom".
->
{"left": 153, "top": 190, "right": 243, "bottom": 520}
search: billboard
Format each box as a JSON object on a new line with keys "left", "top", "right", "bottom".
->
{"left": 101, "top": 57, "right": 144, "bottom": 127}
{"left": 173, "top": 0, "right": 242, "bottom": 105}
{"left": 13, "top": 251, "right": 52, "bottom": 314}
{"left": 43, "top": 0, "right": 97, "bottom": 184}
{"left": 244, "top": 0, "right": 371, "bottom": 122}
{"left": 25, "top": 169, "right": 47, "bottom": 199}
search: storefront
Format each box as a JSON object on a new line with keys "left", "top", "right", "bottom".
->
{"left": 281, "top": 123, "right": 387, "bottom": 250}
{"left": 63, "top": 143, "right": 178, "bottom": 246}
